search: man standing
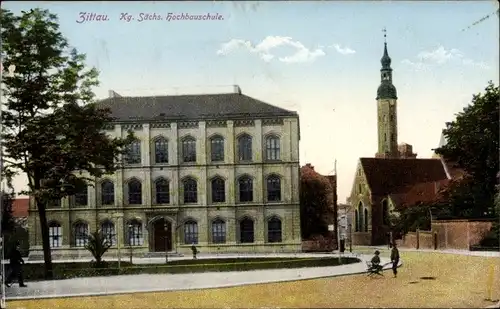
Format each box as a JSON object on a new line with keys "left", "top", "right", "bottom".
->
{"left": 391, "top": 242, "right": 400, "bottom": 278}
{"left": 5, "top": 241, "right": 27, "bottom": 287}
{"left": 191, "top": 243, "right": 198, "bottom": 260}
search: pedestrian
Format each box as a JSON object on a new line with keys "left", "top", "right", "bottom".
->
{"left": 391, "top": 242, "right": 400, "bottom": 278}
{"left": 370, "top": 250, "right": 382, "bottom": 272}
{"left": 5, "top": 241, "right": 27, "bottom": 287}
{"left": 191, "top": 242, "right": 198, "bottom": 260}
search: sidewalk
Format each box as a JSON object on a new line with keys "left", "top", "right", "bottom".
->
{"left": 5, "top": 253, "right": 399, "bottom": 300}
{"left": 356, "top": 246, "right": 500, "bottom": 258}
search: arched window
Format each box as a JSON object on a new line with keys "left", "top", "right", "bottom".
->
{"left": 154, "top": 137, "right": 169, "bottom": 164}
{"left": 125, "top": 139, "right": 141, "bottom": 164}
{"left": 382, "top": 200, "right": 389, "bottom": 226}
{"left": 183, "top": 177, "right": 197, "bottom": 203}
{"left": 266, "top": 175, "right": 281, "bottom": 202}
{"left": 364, "top": 208, "right": 369, "bottom": 232}
{"left": 267, "top": 217, "right": 282, "bottom": 243}
{"left": 265, "top": 135, "right": 280, "bottom": 161}
{"left": 101, "top": 221, "right": 116, "bottom": 246}
{"left": 184, "top": 220, "right": 198, "bottom": 244}
{"left": 128, "top": 179, "right": 142, "bottom": 205}
{"left": 127, "top": 220, "right": 143, "bottom": 246}
{"left": 239, "top": 218, "right": 254, "bottom": 243}
{"left": 354, "top": 209, "right": 359, "bottom": 232}
{"left": 211, "top": 177, "right": 225, "bottom": 203}
{"left": 101, "top": 180, "right": 115, "bottom": 205}
{"left": 212, "top": 219, "right": 226, "bottom": 244}
{"left": 182, "top": 137, "right": 196, "bottom": 163}
{"left": 210, "top": 135, "right": 224, "bottom": 162}
{"left": 238, "top": 176, "right": 253, "bottom": 202}
{"left": 358, "top": 202, "right": 364, "bottom": 232}
{"left": 155, "top": 178, "right": 170, "bottom": 204}
{"left": 49, "top": 221, "right": 62, "bottom": 248}
{"left": 237, "top": 134, "right": 252, "bottom": 161}
{"left": 74, "top": 185, "right": 88, "bottom": 207}
{"left": 73, "top": 222, "right": 89, "bottom": 247}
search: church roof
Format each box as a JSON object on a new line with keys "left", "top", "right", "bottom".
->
{"left": 360, "top": 158, "right": 448, "bottom": 196}
{"left": 96, "top": 93, "right": 297, "bottom": 122}
{"left": 390, "top": 179, "right": 450, "bottom": 208}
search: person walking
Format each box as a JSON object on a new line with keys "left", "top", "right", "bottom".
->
{"left": 391, "top": 242, "right": 400, "bottom": 278}
{"left": 191, "top": 243, "right": 198, "bottom": 260}
{"left": 5, "top": 241, "right": 27, "bottom": 287}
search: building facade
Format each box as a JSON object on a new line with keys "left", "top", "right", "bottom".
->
{"left": 28, "top": 87, "right": 302, "bottom": 259}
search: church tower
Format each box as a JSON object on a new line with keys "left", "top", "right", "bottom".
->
{"left": 375, "top": 30, "right": 399, "bottom": 158}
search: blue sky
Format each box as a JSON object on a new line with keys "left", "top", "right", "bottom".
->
{"left": 3, "top": 1, "right": 499, "bottom": 202}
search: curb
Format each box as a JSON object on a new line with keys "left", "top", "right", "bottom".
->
{"left": 6, "top": 257, "right": 403, "bottom": 301}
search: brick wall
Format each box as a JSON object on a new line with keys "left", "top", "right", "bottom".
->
{"left": 352, "top": 232, "right": 371, "bottom": 245}
{"left": 398, "top": 219, "right": 493, "bottom": 250}
{"left": 398, "top": 231, "right": 434, "bottom": 249}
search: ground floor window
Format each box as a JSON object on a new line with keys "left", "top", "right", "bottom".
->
{"left": 184, "top": 220, "right": 198, "bottom": 244}
{"left": 49, "top": 222, "right": 62, "bottom": 248}
{"left": 212, "top": 219, "right": 226, "bottom": 244}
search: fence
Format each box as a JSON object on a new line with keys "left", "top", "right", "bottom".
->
{"left": 398, "top": 219, "right": 494, "bottom": 250}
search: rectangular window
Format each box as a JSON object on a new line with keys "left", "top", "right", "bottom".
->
{"left": 49, "top": 225, "right": 62, "bottom": 248}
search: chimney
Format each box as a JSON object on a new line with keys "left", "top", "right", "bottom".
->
{"left": 108, "top": 90, "right": 122, "bottom": 98}
{"left": 233, "top": 85, "right": 242, "bottom": 95}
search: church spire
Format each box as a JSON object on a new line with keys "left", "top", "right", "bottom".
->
{"left": 376, "top": 28, "right": 397, "bottom": 100}
{"left": 375, "top": 28, "right": 399, "bottom": 159}
{"left": 381, "top": 27, "right": 392, "bottom": 69}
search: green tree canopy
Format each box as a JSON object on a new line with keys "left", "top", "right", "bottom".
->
{"left": 435, "top": 81, "right": 499, "bottom": 217}
{"left": 1, "top": 8, "right": 132, "bottom": 279}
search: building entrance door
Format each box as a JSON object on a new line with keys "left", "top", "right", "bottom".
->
{"left": 152, "top": 218, "right": 172, "bottom": 252}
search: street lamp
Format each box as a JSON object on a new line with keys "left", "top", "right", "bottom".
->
{"left": 112, "top": 213, "right": 124, "bottom": 270}
{"left": 164, "top": 219, "right": 168, "bottom": 263}
{"left": 128, "top": 224, "right": 133, "bottom": 264}
{"left": 348, "top": 223, "right": 352, "bottom": 252}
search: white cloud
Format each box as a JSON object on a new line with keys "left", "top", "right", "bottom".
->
{"left": 216, "top": 36, "right": 326, "bottom": 64}
{"left": 401, "top": 59, "right": 429, "bottom": 72}
{"left": 331, "top": 44, "right": 356, "bottom": 55}
{"left": 417, "top": 46, "right": 463, "bottom": 64}
{"left": 402, "top": 46, "right": 490, "bottom": 71}
{"left": 462, "top": 58, "right": 490, "bottom": 70}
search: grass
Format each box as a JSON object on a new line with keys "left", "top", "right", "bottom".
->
{"left": 20, "top": 256, "right": 359, "bottom": 281}
{"left": 8, "top": 250, "right": 500, "bottom": 308}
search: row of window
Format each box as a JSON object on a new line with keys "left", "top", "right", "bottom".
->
{"left": 47, "top": 217, "right": 283, "bottom": 247}
{"left": 125, "top": 134, "right": 281, "bottom": 165}
{"left": 61, "top": 174, "right": 283, "bottom": 207}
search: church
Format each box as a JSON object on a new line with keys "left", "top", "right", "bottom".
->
{"left": 348, "top": 38, "right": 453, "bottom": 246}
{"left": 27, "top": 86, "right": 302, "bottom": 259}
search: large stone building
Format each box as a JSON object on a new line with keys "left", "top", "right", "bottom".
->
{"left": 28, "top": 86, "right": 302, "bottom": 259}
{"left": 348, "top": 39, "right": 451, "bottom": 245}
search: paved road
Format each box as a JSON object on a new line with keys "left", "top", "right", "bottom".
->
{"left": 5, "top": 253, "right": 398, "bottom": 300}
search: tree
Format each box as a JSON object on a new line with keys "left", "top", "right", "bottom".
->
{"left": 85, "top": 230, "right": 112, "bottom": 268}
{"left": 300, "top": 165, "right": 334, "bottom": 239}
{"left": 1, "top": 8, "right": 132, "bottom": 279}
{"left": 435, "top": 81, "right": 499, "bottom": 217}
{"left": 1, "top": 191, "right": 15, "bottom": 234}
